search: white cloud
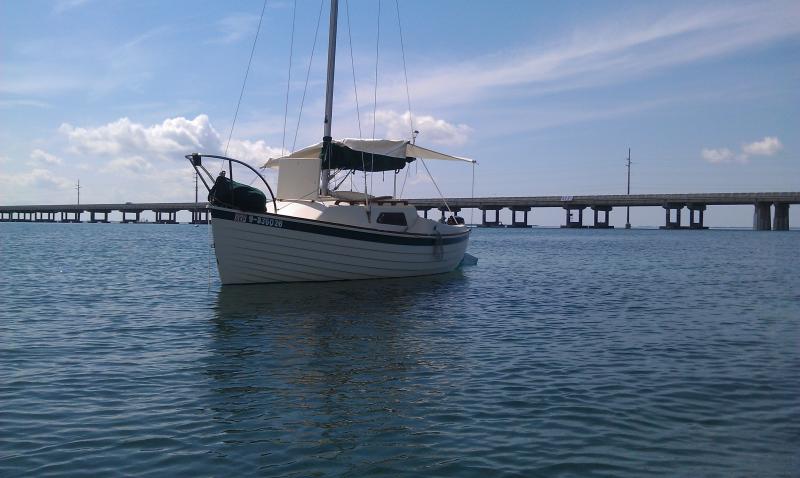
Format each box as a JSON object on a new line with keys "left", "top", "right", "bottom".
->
{"left": 0, "top": 168, "right": 72, "bottom": 190}
{"left": 703, "top": 136, "right": 784, "bottom": 164}
{"left": 209, "top": 13, "right": 259, "bottom": 44}
{"left": 103, "top": 156, "right": 154, "bottom": 174}
{"left": 29, "top": 148, "right": 63, "bottom": 166}
{"left": 373, "top": 110, "right": 472, "bottom": 146}
{"left": 742, "top": 136, "right": 782, "bottom": 156}
{"left": 58, "top": 114, "right": 281, "bottom": 174}
{"left": 0, "top": 64, "right": 86, "bottom": 96}
{"left": 700, "top": 136, "right": 783, "bottom": 164}
{"left": 701, "top": 148, "right": 735, "bottom": 164}
{"left": 0, "top": 27, "right": 163, "bottom": 98}
{"left": 372, "top": 1, "right": 800, "bottom": 108}
{"left": 52, "top": 0, "right": 92, "bottom": 14}
{"left": 60, "top": 115, "right": 221, "bottom": 159}
{"left": 226, "top": 139, "right": 284, "bottom": 166}
{"left": 0, "top": 99, "right": 51, "bottom": 109}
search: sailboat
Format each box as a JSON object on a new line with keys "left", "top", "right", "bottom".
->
{"left": 188, "top": 0, "right": 474, "bottom": 285}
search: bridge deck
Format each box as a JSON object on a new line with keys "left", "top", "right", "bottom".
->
{"left": 407, "top": 192, "right": 800, "bottom": 209}
{"left": 1, "top": 192, "right": 798, "bottom": 212}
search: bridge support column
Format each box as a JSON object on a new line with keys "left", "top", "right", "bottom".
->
{"left": 660, "top": 203, "right": 684, "bottom": 229}
{"left": 773, "top": 203, "right": 789, "bottom": 231}
{"left": 753, "top": 202, "right": 771, "bottom": 231}
{"left": 438, "top": 207, "right": 461, "bottom": 223}
{"left": 121, "top": 211, "right": 141, "bottom": 223}
{"left": 89, "top": 211, "right": 109, "bottom": 223}
{"left": 480, "top": 207, "right": 502, "bottom": 227}
{"left": 561, "top": 205, "right": 587, "bottom": 228}
{"left": 415, "top": 207, "right": 431, "bottom": 219}
{"left": 191, "top": 209, "right": 209, "bottom": 224}
{"left": 0, "top": 212, "right": 9, "bottom": 222}
{"left": 60, "top": 211, "right": 81, "bottom": 223}
{"left": 688, "top": 204, "right": 708, "bottom": 229}
{"left": 155, "top": 211, "right": 177, "bottom": 224}
{"left": 510, "top": 207, "right": 531, "bottom": 228}
{"left": 34, "top": 212, "right": 54, "bottom": 222}
{"left": 590, "top": 206, "right": 613, "bottom": 228}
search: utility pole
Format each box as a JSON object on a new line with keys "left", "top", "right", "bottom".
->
{"left": 625, "top": 148, "right": 631, "bottom": 229}
{"left": 75, "top": 179, "right": 81, "bottom": 205}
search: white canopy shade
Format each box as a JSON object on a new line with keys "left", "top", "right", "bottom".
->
{"left": 262, "top": 138, "right": 474, "bottom": 168}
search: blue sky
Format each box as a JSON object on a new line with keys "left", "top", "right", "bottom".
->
{"left": 1, "top": 0, "right": 798, "bottom": 226}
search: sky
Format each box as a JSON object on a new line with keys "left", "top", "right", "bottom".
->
{"left": 1, "top": 0, "right": 798, "bottom": 227}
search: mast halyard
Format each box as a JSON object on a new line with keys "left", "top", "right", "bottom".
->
{"left": 321, "top": 0, "right": 339, "bottom": 197}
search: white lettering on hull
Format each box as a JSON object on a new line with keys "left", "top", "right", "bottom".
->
{"left": 234, "top": 213, "right": 284, "bottom": 229}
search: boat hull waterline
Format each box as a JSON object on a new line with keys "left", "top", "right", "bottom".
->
{"left": 209, "top": 206, "right": 470, "bottom": 285}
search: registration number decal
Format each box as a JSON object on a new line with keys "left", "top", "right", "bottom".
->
{"left": 234, "top": 213, "right": 283, "bottom": 228}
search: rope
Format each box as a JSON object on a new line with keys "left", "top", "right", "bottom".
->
{"left": 280, "top": 0, "right": 297, "bottom": 156}
{"left": 345, "top": 0, "right": 362, "bottom": 138}
{"left": 291, "top": 0, "right": 325, "bottom": 152}
{"left": 224, "top": 0, "right": 269, "bottom": 157}
{"left": 394, "top": 0, "right": 414, "bottom": 138}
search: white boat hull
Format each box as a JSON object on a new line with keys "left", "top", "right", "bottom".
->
{"left": 209, "top": 206, "right": 470, "bottom": 284}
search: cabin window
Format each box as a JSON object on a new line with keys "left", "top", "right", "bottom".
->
{"left": 377, "top": 212, "right": 407, "bottom": 226}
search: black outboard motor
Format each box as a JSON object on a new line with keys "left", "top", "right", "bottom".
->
{"left": 208, "top": 171, "right": 267, "bottom": 213}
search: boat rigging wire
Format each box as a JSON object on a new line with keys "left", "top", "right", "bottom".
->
{"left": 420, "top": 157, "right": 455, "bottom": 218}
{"left": 369, "top": 0, "right": 381, "bottom": 199}
{"left": 394, "top": 0, "right": 413, "bottom": 199}
{"left": 224, "top": 0, "right": 269, "bottom": 160}
{"left": 470, "top": 162, "right": 475, "bottom": 225}
{"left": 372, "top": 0, "right": 381, "bottom": 140}
{"left": 398, "top": 163, "right": 410, "bottom": 198}
{"left": 332, "top": 169, "right": 353, "bottom": 190}
{"left": 291, "top": 0, "right": 326, "bottom": 152}
{"left": 344, "top": 0, "right": 362, "bottom": 138}
{"left": 395, "top": 0, "right": 414, "bottom": 138}
{"left": 280, "top": 0, "right": 297, "bottom": 156}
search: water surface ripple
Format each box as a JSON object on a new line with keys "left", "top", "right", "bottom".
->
{"left": 1, "top": 224, "right": 798, "bottom": 477}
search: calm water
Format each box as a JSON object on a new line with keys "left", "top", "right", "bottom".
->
{"left": 1, "top": 223, "right": 798, "bottom": 477}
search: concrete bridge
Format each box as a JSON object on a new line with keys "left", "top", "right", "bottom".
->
{"left": 409, "top": 192, "right": 798, "bottom": 230}
{"left": 0, "top": 202, "right": 209, "bottom": 224}
{"left": 0, "top": 192, "right": 797, "bottom": 230}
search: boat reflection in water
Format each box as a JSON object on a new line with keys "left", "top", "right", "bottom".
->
{"left": 204, "top": 273, "right": 468, "bottom": 474}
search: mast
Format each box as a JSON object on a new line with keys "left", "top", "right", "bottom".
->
{"left": 321, "top": 0, "right": 339, "bottom": 197}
